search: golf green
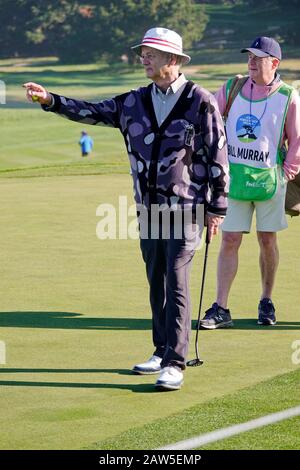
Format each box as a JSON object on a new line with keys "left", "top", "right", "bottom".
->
{"left": 0, "top": 175, "right": 299, "bottom": 449}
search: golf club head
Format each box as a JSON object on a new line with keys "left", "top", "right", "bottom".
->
{"left": 186, "top": 358, "right": 204, "bottom": 367}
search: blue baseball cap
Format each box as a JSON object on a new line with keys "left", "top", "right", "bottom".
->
{"left": 241, "top": 36, "right": 282, "bottom": 60}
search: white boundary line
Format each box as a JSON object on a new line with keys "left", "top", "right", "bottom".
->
{"left": 158, "top": 405, "right": 300, "bottom": 450}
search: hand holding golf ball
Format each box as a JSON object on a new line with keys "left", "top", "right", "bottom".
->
{"left": 22, "top": 82, "right": 52, "bottom": 106}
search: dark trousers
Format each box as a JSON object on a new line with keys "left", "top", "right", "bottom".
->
{"left": 140, "top": 221, "right": 202, "bottom": 370}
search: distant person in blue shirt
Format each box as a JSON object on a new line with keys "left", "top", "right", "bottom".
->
{"left": 79, "top": 131, "right": 93, "bottom": 157}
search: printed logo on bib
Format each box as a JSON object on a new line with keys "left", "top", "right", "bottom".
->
{"left": 236, "top": 114, "right": 261, "bottom": 143}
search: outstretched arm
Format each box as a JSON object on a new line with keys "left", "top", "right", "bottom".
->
{"left": 23, "top": 81, "right": 123, "bottom": 129}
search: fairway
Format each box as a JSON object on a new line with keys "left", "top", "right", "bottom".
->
{"left": 0, "top": 55, "right": 300, "bottom": 450}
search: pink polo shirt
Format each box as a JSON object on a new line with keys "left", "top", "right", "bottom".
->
{"left": 215, "top": 77, "right": 300, "bottom": 180}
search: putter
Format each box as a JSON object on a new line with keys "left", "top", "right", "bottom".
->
{"left": 187, "top": 227, "right": 210, "bottom": 367}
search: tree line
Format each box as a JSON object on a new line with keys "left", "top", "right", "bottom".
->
{"left": 0, "top": 0, "right": 298, "bottom": 63}
{"left": 0, "top": 0, "right": 207, "bottom": 62}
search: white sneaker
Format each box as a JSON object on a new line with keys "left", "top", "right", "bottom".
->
{"left": 132, "top": 355, "right": 162, "bottom": 375}
{"left": 155, "top": 366, "right": 184, "bottom": 391}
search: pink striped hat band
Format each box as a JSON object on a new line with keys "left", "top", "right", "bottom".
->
{"left": 141, "top": 37, "right": 182, "bottom": 52}
{"left": 131, "top": 27, "right": 191, "bottom": 64}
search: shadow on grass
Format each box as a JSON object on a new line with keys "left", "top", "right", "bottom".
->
{"left": 192, "top": 318, "right": 300, "bottom": 330}
{"left": 0, "top": 379, "right": 157, "bottom": 393}
{"left": 0, "top": 311, "right": 151, "bottom": 330}
{"left": 0, "top": 366, "right": 160, "bottom": 393}
{"left": 0, "top": 368, "right": 132, "bottom": 374}
{"left": 1, "top": 312, "right": 299, "bottom": 331}
{"left": 232, "top": 318, "right": 300, "bottom": 330}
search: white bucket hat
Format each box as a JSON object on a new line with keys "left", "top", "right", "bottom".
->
{"left": 131, "top": 27, "right": 191, "bottom": 64}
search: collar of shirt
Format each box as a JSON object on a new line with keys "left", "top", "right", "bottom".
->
{"left": 151, "top": 74, "right": 188, "bottom": 126}
{"left": 250, "top": 72, "right": 281, "bottom": 87}
{"left": 153, "top": 73, "right": 188, "bottom": 97}
{"left": 244, "top": 72, "right": 282, "bottom": 100}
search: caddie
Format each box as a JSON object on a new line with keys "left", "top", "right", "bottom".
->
{"left": 200, "top": 36, "right": 300, "bottom": 330}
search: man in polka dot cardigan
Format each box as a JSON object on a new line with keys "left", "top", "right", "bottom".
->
{"left": 23, "top": 28, "right": 229, "bottom": 391}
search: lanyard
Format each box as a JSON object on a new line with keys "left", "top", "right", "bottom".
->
{"left": 249, "top": 83, "right": 269, "bottom": 133}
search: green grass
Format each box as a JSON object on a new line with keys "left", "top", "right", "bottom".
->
{"left": 0, "top": 174, "right": 299, "bottom": 449}
{"left": 97, "top": 369, "right": 300, "bottom": 450}
{"left": 0, "top": 108, "right": 128, "bottom": 175}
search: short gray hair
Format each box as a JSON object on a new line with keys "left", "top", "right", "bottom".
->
{"left": 164, "top": 52, "right": 184, "bottom": 67}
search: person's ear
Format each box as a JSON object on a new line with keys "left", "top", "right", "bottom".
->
{"left": 168, "top": 54, "right": 177, "bottom": 66}
{"left": 271, "top": 58, "right": 280, "bottom": 69}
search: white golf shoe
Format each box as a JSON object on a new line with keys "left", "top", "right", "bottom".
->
{"left": 132, "top": 355, "right": 162, "bottom": 375}
{"left": 155, "top": 366, "right": 184, "bottom": 391}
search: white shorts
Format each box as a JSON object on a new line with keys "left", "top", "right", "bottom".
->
{"left": 221, "top": 178, "right": 288, "bottom": 233}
